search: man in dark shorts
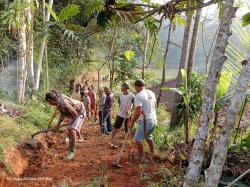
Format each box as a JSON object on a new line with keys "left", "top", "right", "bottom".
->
{"left": 109, "top": 83, "right": 134, "bottom": 148}
{"left": 45, "top": 92, "right": 86, "bottom": 160}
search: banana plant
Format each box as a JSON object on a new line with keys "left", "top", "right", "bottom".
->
{"left": 213, "top": 71, "right": 232, "bottom": 127}
{"left": 162, "top": 69, "right": 192, "bottom": 143}
{"left": 224, "top": 19, "right": 250, "bottom": 88}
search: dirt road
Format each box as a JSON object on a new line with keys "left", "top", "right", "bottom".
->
{"left": 4, "top": 122, "right": 171, "bottom": 187}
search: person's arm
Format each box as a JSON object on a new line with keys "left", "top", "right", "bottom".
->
{"left": 130, "top": 95, "right": 142, "bottom": 128}
{"left": 94, "top": 92, "right": 97, "bottom": 103}
{"left": 54, "top": 113, "right": 65, "bottom": 131}
{"left": 130, "top": 106, "right": 141, "bottom": 128}
{"left": 118, "top": 95, "right": 121, "bottom": 107}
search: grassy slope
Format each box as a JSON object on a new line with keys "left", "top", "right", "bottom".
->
{"left": 0, "top": 99, "right": 55, "bottom": 162}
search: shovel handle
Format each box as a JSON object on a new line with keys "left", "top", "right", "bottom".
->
{"left": 31, "top": 124, "right": 68, "bottom": 139}
{"left": 114, "top": 119, "right": 132, "bottom": 164}
{"left": 47, "top": 109, "right": 58, "bottom": 129}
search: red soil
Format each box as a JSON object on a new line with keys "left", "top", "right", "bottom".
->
{"left": 3, "top": 123, "right": 173, "bottom": 187}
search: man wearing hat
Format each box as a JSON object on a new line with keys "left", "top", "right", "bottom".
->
{"left": 130, "top": 79, "right": 157, "bottom": 161}
{"left": 110, "top": 83, "right": 135, "bottom": 148}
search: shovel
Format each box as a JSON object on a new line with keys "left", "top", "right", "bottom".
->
{"left": 31, "top": 124, "right": 68, "bottom": 139}
{"left": 31, "top": 109, "right": 60, "bottom": 139}
{"left": 112, "top": 126, "right": 131, "bottom": 168}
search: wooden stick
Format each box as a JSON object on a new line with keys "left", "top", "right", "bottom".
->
{"left": 31, "top": 124, "right": 68, "bottom": 138}
{"left": 47, "top": 109, "right": 58, "bottom": 129}
{"left": 226, "top": 168, "right": 250, "bottom": 187}
{"left": 114, "top": 127, "right": 131, "bottom": 166}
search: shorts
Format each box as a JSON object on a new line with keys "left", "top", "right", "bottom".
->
{"left": 135, "top": 120, "right": 156, "bottom": 141}
{"left": 67, "top": 114, "right": 85, "bottom": 132}
{"left": 114, "top": 115, "right": 129, "bottom": 129}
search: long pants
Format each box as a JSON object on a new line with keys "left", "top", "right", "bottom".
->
{"left": 99, "top": 111, "right": 112, "bottom": 133}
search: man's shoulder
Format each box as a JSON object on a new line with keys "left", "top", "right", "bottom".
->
{"left": 128, "top": 92, "right": 135, "bottom": 97}
{"left": 146, "top": 89, "right": 156, "bottom": 96}
{"left": 64, "top": 97, "right": 81, "bottom": 105}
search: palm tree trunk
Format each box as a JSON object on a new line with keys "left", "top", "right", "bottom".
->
{"left": 156, "top": 23, "right": 172, "bottom": 108}
{"left": 17, "top": 16, "right": 27, "bottom": 103}
{"left": 205, "top": 55, "right": 250, "bottom": 187}
{"left": 183, "top": 1, "right": 237, "bottom": 186}
{"left": 33, "top": 0, "right": 54, "bottom": 94}
{"left": 26, "top": 0, "right": 34, "bottom": 87}
{"left": 169, "top": 15, "right": 192, "bottom": 128}
{"left": 186, "top": 6, "right": 202, "bottom": 82}
{"left": 45, "top": 42, "right": 49, "bottom": 91}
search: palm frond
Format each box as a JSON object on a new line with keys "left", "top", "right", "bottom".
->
{"left": 58, "top": 4, "right": 80, "bottom": 22}
{"left": 83, "top": 0, "right": 104, "bottom": 17}
{"left": 223, "top": 19, "right": 250, "bottom": 90}
{"left": 45, "top": 2, "right": 58, "bottom": 21}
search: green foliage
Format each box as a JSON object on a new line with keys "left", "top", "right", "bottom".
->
{"left": 114, "top": 50, "right": 139, "bottom": 85}
{"left": 242, "top": 12, "right": 250, "bottom": 27}
{"left": 0, "top": 0, "right": 29, "bottom": 34}
{"left": 144, "top": 17, "right": 159, "bottom": 37}
{"left": 224, "top": 19, "right": 250, "bottom": 86}
{"left": 24, "top": 98, "right": 53, "bottom": 129}
{"left": 45, "top": 3, "right": 58, "bottom": 21}
{"left": 217, "top": 71, "right": 232, "bottom": 98}
{"left": 84, "top": 175, "right": 108, "bottom": 187}
{"left": 123, "top": 50, "right": 135, "bottom": 61}
{"left": 176, "top": 72, "right": 205, "bottom": 126}
{"left": 45, "top": 3, "right": 80, "bottom": 22}
{"left": 214, "top": 94, "right": 233, "bottom": 112}
{"left": 83, "top": 0, "right": 104, "bottom": 17}
{"left": 0, "top": 99, "right": 52, "bottom": 162}
{"left": 58, "top": 4, "right": 80, "bottom": 22}
{"left": 172, "top": 14, "right": 187, "bottom": 29}
{"left": 218, "top": 1, "right": 225, "bottom": 20}
{"left": 162, "top": 70, "right": 205, "bottom": 126}
{"left": 49, "top": 61, "right": 92, "bottom": 93}
{"left": 44, "top": 3, "right": 81, "bottom": 41}
{"left": 149, "top": 167, "right": 185, "bottom": 187}
{"left": 241, "top": 132, "right": 250, "bottom": 151}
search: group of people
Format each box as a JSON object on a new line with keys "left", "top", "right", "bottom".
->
{"left": 45, "top": 79, "right": 157, "bottom": 162}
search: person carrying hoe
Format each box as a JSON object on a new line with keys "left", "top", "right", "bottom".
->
{"left": 45, "top": 91, "right": 86, "bottom": 161}
{"left": 130, "top": 79, "right": 157, "bottom": 162}
{"left": 109, "top": 83, "right": 134, "bottom": 148}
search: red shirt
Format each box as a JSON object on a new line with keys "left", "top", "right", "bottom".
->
{"left": 87, "top": 91, "right": 96, "bottom": 105}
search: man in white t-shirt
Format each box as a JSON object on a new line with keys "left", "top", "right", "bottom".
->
{"left": 110, "top": 83, "right": 134, "bottom": 148}
{"left": 130, "top": 79, "right": 157, "bottom": 161}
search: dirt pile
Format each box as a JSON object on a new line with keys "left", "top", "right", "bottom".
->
{"left": 2, "top": 123, "right": 173, "bottom": 187}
